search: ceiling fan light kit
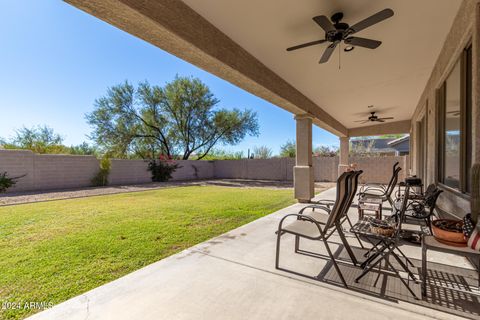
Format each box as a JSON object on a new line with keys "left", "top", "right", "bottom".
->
{"left": 286, "top": 8, "right": 394, "bottom": 64}
{"left": 354, "top": 111, "right": 395, "bottom": 124}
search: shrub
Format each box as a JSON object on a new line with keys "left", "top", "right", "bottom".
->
{"left": 148, "top": 155, "right": 180, "bottom": 182}
{"left": 0, "top": 172, "right": 23, "bottom": 193}
{"left": 314, "top": 145, "right": 339, "bottom": 157}
{"left": 280, "top": 140, "right": 296, "bottom": 158}
{"left": 92, "top": 157, "right": 111, "bottom": 187}
{"left": 253, "top": 145, "right": 273, "bottom": 159}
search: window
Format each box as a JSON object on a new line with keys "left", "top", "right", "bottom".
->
{"left": 437, "top": 45, "right": 472, "bottom": 193}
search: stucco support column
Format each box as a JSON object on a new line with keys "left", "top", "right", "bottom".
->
{"left": 339, "top": 136, "right": 350, "bottom": 176}
{"left": 294, "top": 114, "right": 314, "bottom": 202}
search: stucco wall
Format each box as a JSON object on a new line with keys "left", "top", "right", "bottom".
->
{"left": 409, "top": 0, "right": 480, "bottom": 218}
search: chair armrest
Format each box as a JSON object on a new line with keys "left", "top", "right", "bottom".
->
{"left": 298, "top": 204, "right": 331, "bottom": 215}
{"left": 277, "top": 213, "right": 326, "bottom": 236}
{"left": 312, "top": 199, "right": 335, "bottom": 208}
{"left": 360, "top": 187, "right": 385, "bottom": 195}
{"left": 365, "top": 183, "right": 387, "bottom": 191}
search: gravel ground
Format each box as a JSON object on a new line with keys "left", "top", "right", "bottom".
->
{"left": 0, "top": 180, "right": 335, "bottom": 206}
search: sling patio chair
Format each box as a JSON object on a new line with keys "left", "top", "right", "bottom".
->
{"left": 401, "top": 184, "right": 443, "bottom": 234}
{"left": 351, "top": 185, "right": 420, "bottom": 299}
{"left": 298, "top": 170, "right": 364, "bottom": 249}
{"left": 275, "top": 171, "right": 357, "bottom": 287}
{"left": 357, "top": 165, "right": 402, "bottom": 209}
{"left": 359, "top": 161, "right": 399, "bottom": 193}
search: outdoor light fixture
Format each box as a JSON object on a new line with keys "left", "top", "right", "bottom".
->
{"left": 344, "top": 46, "right": 355, "bottom": 52}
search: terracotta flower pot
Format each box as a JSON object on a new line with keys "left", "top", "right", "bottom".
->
{"left": 431, "top": 219, "right": 467, "bottom": 247}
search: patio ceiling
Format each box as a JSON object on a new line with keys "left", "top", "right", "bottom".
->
{"left": 182, "top": 0, "right": 461, "bottom": 130}
{"left": 64, "top": 0, "right": 461, "bottom": 136}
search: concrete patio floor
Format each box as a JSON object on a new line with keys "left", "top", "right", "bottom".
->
{"left": 28, "top": 187, "right": 479, "bottom": 320}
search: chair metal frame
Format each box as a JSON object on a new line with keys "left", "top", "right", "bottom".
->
{"left": 359, "top": 162, "right": 399, "bottom": 193}
{"left": 403, "top": 184, "right": 443, "bottom": 234}
{"left": 299, "top": 170, "right": 364, "bottom": 249}
{"left": 275, "top": 171, "right": 356, "bottom": 287}
{"left": 358, "top": 166, "right": 402, "bottom": 209}
{"left": 351, "top": 185, "right": 419, "bottom": 299}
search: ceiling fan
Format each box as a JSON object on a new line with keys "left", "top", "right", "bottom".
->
{"left": 354, "top": 111, "right": 394, "bottom": 124}
{"left": 286, "top": 8, "right": 394, "bottom": 63}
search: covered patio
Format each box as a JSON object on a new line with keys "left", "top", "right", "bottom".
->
{"left": 35, "top": 0, "right": 480, "bottom": 318}
{"left": 28, "top": 187, "right": 479, "bottom": 320}
{"left": 62, "top": 0, "right": 478, "bottom": 207}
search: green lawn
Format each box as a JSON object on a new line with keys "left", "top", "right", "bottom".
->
{"left": 0, "top": 186, "right": 294, "bottom": 319}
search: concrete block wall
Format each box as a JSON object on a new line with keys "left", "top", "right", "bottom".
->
{"left": 172, "top": 160, "right": 214, "bottom": 180}
{"left": 213, "top": 158, "right": 295, "bottom": 180}
{"left": 0, "top": 149, "right": 410, "bottom": 193}
{"left": 351, "top": 155, "right": 409, "bottom": 184}
{"left": 0, "top": 150, "right": 36, "bottom": 192}
{"left": 0, "top": 150, "right": 99, "bottom": 192}
{"left": 314, "top": 157, "right": 339, "bottom": 182}
{"left": 109, "top": 159, "right": 151, "bottom": 185}
{"left": 109, "top": 160, "right": 215, "bottom": 185}
{"left": 32, "top": 154, "right": 99, "bottom": 190}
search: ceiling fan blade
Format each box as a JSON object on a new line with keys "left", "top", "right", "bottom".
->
{"left": 354, "top": 120, "right": 370, "bottom": 124}
{"left": 376, "top": 119, "right": 385, "bottom": 123}
{"left": 378, "top": 117, "right": 394, "bottom": 120}
{"left": 348, "top": 8, "right": 394, "bottom": 34}
{"left": 344, "top": 37, "right": 382, "bottom": 49}
{"left": 286, "top": 39, "right": 326, "bottom": 51}
{"left": 312, "top": 15, "right": 336, "bottom": 33}
{"left": 319, "top": 43, "right": 337, "bottom": 63}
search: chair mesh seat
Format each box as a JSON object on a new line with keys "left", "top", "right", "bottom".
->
{"left": 302, "top": 210, "right": 330, "bottom": 224}
{"left": 282, "top": 219, "right": 323, "bottom": 239}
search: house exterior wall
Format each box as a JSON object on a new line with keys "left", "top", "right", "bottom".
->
{"left": 410, "top": 0, "right": 480, "bottom": 218}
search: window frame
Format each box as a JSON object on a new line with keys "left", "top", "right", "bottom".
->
{"left": 436, "top": 44, "right": 472, "bottom": 195}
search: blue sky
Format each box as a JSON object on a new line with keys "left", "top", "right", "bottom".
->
{"left": 0, "top": 0, "right": 339, "bottom": 154}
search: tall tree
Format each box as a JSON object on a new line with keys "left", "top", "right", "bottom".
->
{"left": 279, "top": 140, "right": 296, "bottom": 158}
{"left": 86, "top": 77, "right": 259, "bottom": 160}
{"left": 10, "top": 125, "right": 67, "bottom": 154}
{"left": 69, "top": 142, "right": 98, "bottom": 156}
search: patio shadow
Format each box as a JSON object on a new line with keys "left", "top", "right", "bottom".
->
{"left": 286, "top": 244, "right": 480, "bottom": 319}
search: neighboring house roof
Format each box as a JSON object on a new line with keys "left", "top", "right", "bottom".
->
{"left": 388, "top": 135, "right": 410, "bottom": 146}
{"left": 351, "top": 136, "right": 410, "bottom": 154}
{"left": 387, "top": 135, "right": 410, "bottom": 153}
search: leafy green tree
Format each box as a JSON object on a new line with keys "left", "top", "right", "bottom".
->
{"left": 314, "top": 145, "right": 339, "bottom": 157}
{"left": 8, "top": 125, "right": 68, "bottom": 154}
{"left": 86, "top": 77, "right": 259, "bottom": 160}
{"left": 69, "top": 142, "right": 98, "bottom": 156}
{"left": 279, "top": 140, "right": 296, "bottom": 158}
{"left": 201, "top": 148, "right": 244, "bottom": 160}
{"left": 349, "top": 140, "right": 376, "bottom": 156}
{"left": 253, "top": 145, "right": 273, "bottom": 159}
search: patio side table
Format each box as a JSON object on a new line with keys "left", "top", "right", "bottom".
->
{"left": 421, "top": 235, "right": 480, "bottom": 299}
{"left": 358, "top": 197, "right": 382, "bottom": 220}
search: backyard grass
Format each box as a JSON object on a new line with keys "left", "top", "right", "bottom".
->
{"left": 0, "top": 186, "right": 294, "bottom": 319}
